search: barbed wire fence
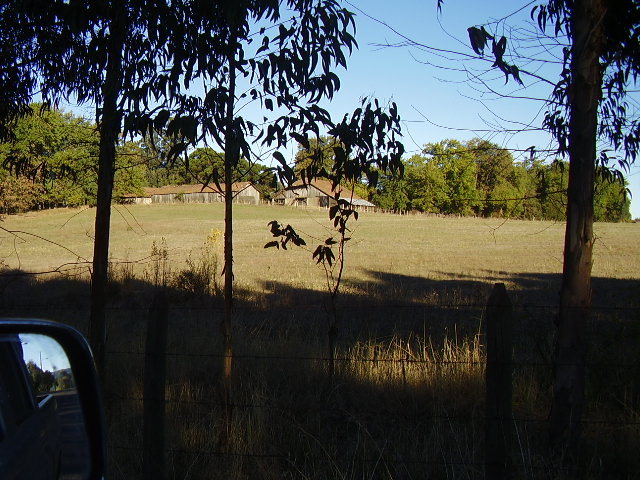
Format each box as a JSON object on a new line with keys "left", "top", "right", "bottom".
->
{"left": 41, "top": 283, "right": 632, "bottom": 480}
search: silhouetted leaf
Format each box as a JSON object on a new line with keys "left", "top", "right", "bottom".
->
{"left": 467, "top": 26, "right": 492, "bottom": 55}
{"left": 329, "top": 204, "right": 339, "bottom": 220}
{"left": 267, "top": 220, "right": 282, "bottom": 235}
{"left": 290, "top": 131, "right": 310, "bottom": 149}
{"left": 325, "top": 248, "right": 335, "bottom": 266}
{"left": 273, "top": 151, "right": 286, "bottom": 166}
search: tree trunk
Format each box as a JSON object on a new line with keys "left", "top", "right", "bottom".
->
{"left": 89, "top": 8, "right": 125, "bottom": 380}
{"left": 222, "top": 139, "right": 235, "bottom": 410}
{"left": 550, "top": 0, "right": 604, "bottom": 460}
{"left": 221, "top": 36, "right": 238, "bottom": 444}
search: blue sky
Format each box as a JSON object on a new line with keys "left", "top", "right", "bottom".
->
{"left": 315, "top": 0, "right": 640, "bottom": 218}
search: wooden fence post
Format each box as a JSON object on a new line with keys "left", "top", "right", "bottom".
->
{"left": 143, "top": 291, "right": 168, "bottom": 480}
{"left": 485, "top": 283, "right": 513, "bottom": 480}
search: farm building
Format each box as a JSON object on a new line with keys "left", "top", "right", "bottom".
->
{"left": 273, "top": 179, "right": 375, "bottom": 211}
{"left": 122, "top": 182, "right": 261, "bottom": 205}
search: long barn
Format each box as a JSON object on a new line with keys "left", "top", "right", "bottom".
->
{"left": 123, "top": 182, "right": 261, "bottom": 205}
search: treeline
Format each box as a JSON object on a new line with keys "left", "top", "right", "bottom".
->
{"left": 368, "top": 139, "right": 631, "bottom": 222}
{"left": 0, "top": 105, "right": 275, "bottom": 214}
{"left": 0, "top": 108, "right": 631, "bottom": 222}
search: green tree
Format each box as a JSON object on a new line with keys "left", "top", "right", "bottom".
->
{"left": 471, "top": 139, "right": 515, "bottom": 193}
{"left": 364, "top": 137, "right": 631, "bottom": 222}
{"left": 135, "top": 131, "right": 185, "bottom": 187}
{"left": 594, "top": 168, "right": 631, "bottom": 222}
{"left": 26, "top": 361, "right": 55, "bottom": 394}
{"left": 486, "top": 178, "right": 521, "bottom": 218}
{"left": 403, "top": 154, "right": 446, "bottom": 212}
{"left": 0, "top": 105, "right": 100, "bottom": 207}
{"left": 534, "top": 159, "right": 569, "bottom": 221}
{"left": 113, "top": 140, "right": 147, "bottom": 202}
{"left": 293, "top": 135, "right": 342, "bottom": 180}
{"left": 509, "top": 161, "right": 543, "bottom": 219}
{"left": 0, "top": 175, "right": 43, "bottom": 214}
{"left": 422, "top": 140, "right": 479, "bottom": 215}
{"left": 374, "top": 139, "right": 533, "bottom": 218}
{"left": 0, "top": 104, "right": 146, "bottom": 208}
{"left": 182, "top": 147, "right": 223, "bottom": 185}
{"left": 185, "top": 147, "right": 272, "bottom": 190}
{"left": 371, "top": 169, "right": 409, "bottom": 212}
{"left": 468, "top": 139, "right": 517, "bottom": 216}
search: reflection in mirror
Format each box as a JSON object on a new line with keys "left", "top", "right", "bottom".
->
{"left": 21, "top": 334, "right": 74, "bottom": 394}
{"left": 0, "top": 333, "right": 91, "bottom": 480}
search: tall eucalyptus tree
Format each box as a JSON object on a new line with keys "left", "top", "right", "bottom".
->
{"left": 1, "top": 0, "right": 230, "bottom": 375}
{"left": 183, "top": 0, "right": 404, "bottom": 409}
{"left": 536, "top": 0, "right": 640, "bottom": 457}
{"left": 466, "top": 0, "right": 640, "bottom": 460}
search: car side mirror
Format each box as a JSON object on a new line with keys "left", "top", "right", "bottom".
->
{"left": 0, "top": 319, "right": 106, "bottom": 480}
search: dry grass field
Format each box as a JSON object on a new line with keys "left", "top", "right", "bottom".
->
{"left": 2, "top": 202, "right": 637, "bottom": 291}
{"left": 1, "top": 204, "right": 639, "bottom": 479}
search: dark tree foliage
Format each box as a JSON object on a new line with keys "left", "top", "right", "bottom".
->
{"left": 0, "top": 2, "right": 40, "bottom": 140}
{"left": 534, "top": 0, "right": 640, "bottom": 168}
{"left": 3, "top": 0, "right": 236, "bottom": 376}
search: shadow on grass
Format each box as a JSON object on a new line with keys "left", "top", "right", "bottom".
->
{"left": 0, "top": 268, "right": 638, "bottom": 479}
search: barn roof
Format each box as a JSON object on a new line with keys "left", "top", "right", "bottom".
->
{"left": 279, "top": 179, "right": 375, "bottom": 207}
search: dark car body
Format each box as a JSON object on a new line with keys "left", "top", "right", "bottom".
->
{"left": 0, "top": 334, "right": 62, "bottom": 479}
{"left": 0, "top": 319, "right": 107, "bottom": 480}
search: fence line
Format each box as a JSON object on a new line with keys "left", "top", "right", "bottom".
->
{"left": 4, "top": 300, "right": 640, "bottom": 311}
{"left": 104, "top": 349, "right": 639, "bottom": 370}
{"left": 106, "top": 392, "right": 640, "bottom": 427}
{"left": 3, "top": 284, "right": 638, "bottom": 478}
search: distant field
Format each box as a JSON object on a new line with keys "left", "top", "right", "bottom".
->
{"left": 1, "top": 203, "right": 638, "bottom": 300}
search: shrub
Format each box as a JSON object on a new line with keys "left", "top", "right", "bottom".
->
{"left": 0, "top": 176, "right": 44, "bottom": 215}
{"left": 172, "top": 230, "right": 221, "bottom": 297}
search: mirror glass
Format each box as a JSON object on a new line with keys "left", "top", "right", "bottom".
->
{"left": 0, "top": 333, "right": 91, "bottom": 480}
